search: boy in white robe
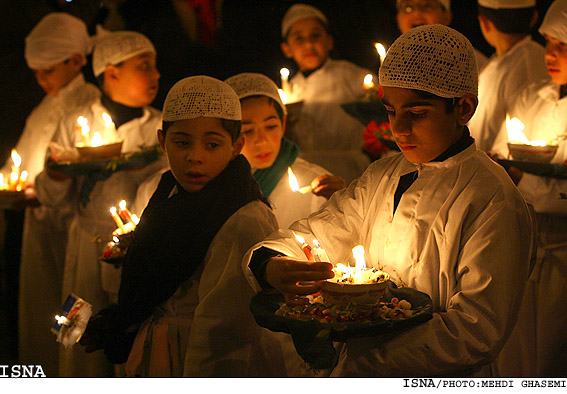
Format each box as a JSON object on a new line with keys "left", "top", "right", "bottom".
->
{"left": 225, "top": 72, "right": 346, "bottom": 229}
{"left": 490, "top": 0, "right": 567, "bottom": 377}
{"left": 1, "top": 13, "right": 100, "bottom": 377}
{"left": 280, "top": 3, "right": 374, "bottom": 184}
{"left": 468, "top": 0, "right": 549, "bottom": 152}
{"left": 34, "top": 30, "right": 165, "bottom": 377}
{"left": 244, "top": 24, "right": 535, "bottom": 377}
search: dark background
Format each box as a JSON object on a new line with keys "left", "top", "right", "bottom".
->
{"left": 0, "top": 0, "right": 555, "bottom": 366}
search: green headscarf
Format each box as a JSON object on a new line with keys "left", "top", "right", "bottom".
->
{"left": 253, "top": 137, "right": 299, "bottom": 197}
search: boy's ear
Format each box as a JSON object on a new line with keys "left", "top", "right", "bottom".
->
{"left": 69, "top": 53, "right": 84, "bottom": 70}
{"left": 157, "top": 129, "right": 167, "bottom": 153}
{"left": 231, "top": 134, "right": 245, "bottom": 160}
{"left": 456, "top": 94, "right": 478, "bottom": 125}
{"left": 281, "top": 41, "right": 293, "bottom": 59}
{"left": 478, "top": 15, "right": 491, "bottom": 33}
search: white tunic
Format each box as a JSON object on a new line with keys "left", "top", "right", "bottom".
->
{"left": 491, "top": 80, "right": 567, "bottom": 377}
{"left": 468, "top": 36, "right": 548, "bottom": 152}
{"left": 244, "top": 145, "right": 534, "bottom": 377}
{"left": 6, "top": 74, "right": 100, "bottom": 377}
{"left": 268, "top": 157, "right": 328, "bottom": 229}
{"left": 123, "top": 200, "right": 279, "bottom": 377}
{"left": 34, "top": 98, "right": 164, "bottom": 377}
{"left": 288, "top": 59, "right": 373, "bottom": 184}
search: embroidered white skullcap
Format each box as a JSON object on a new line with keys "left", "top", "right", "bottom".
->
{"left": 92, "top": 31, "right": 155, "bottom": 77}
{"left": 478, "top": 0, "right": 536, "bottom": 9}
{"left": 539, "top": 0, "right": 567, "bottom": 43}
{"left": 379, "top": 24, "right": 478, "bottom": 98}
{"left": 397, "top": 0, "right": 451, "bottom": 11}
{"left": 162, "top": 76, "right": 241, "bottom": 122}
{"left": 25, "top": 13, "right": 92, "bottom": 69}
{"left": 281, "top": 3, "right": 328, "bottom": 38}
{"left": 225, "top": 73, "right": 288, "bottom": 116}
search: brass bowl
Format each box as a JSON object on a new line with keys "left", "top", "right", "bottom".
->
{"left": 319, "top": 273, "right": 390, "bottom": 305}
{"left": 76, "top": 141, "right": 123, "bottom": 161}
{"left": 507, "top": 143, "right": 558, "bottom": 164}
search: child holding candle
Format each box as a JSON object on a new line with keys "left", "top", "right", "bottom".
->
{"left": 225, "top": 72, "right": 346, "bottom": 228}
{"left": 279, "top": 3, "right": 375, "bottom": 184}
{"left": 34, "top": 30, "right": 167, "bottom": 377}
{"left": 467, "top": 0, "right": 549, "bottom": 152}
{"left": 489, "top": 0, "right": 567, "bottom": 377}
{"left": 1, "top": 13, "right": 101, "bottom": 378}
{"left": 244, "top": 25, "right": 535, "bottom": 377}
{"left": 79, "top": 76, "right": 285, "bottom": 377}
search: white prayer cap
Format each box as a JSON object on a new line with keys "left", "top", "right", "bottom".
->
{"left": 281, "top": 3, "right": 328, "bottom": 38}
{"left": 25, "top": 13, "right": 92, "bottom": 69}
{"left": 92, "top": 31, "right": 155, "bottom": 77}
{"left": 539, "top": 0, "right": 567, "bottom": 43}
{"left": 379, "top": 24, "right": 478, "bottom": 98}
{"left": 162, "top": 76, "right": 241, "bottom": 122}
{"left": 477, "top": 0, "right": 536, "bottom": 9}
{"left": 225, "top": 73, "right": 288, "bottom": 116}
{"left": 397, "top": 0, "right": 451, "bottom": 11}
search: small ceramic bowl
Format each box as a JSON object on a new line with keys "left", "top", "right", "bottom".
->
{"left": 319, "top": 273, "right": 390, "bottom": 305}
{"left": 507, "top": 143, "right": 558, "bottom": 164}
{"left": 77, "top": 141, "right": 123, "bottom": 161}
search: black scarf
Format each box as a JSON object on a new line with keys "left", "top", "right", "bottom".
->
{"left": 116, "top": 154, "right": 268, "bottom": 332}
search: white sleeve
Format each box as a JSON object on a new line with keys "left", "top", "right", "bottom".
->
{"left": 517, "top": 173, "right": 567, "bottom": 215}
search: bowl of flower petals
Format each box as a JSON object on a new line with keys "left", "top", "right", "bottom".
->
{"left": 319, "top": 265, "right": 390, "bottom": 306}
{"left": 507, "top": 142, "right": 558, "bottom": 164}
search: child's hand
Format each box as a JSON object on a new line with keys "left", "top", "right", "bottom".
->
{"left": 311, "top": 174, "right": 346, "bottom": 200}
{"left": 265, "top": 256, "right": 334, "bottom": 303}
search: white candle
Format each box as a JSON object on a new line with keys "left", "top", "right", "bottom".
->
{"left": 280, "top": 68, "right": 290, "bottom": 94}
{"left": 110, "top": 206, "right": 126, "bottom": 233}
{"left": 102, "top": 112, "right": 116, "bottom": 142}
{"left": 312, "top": 239, "right": 330, "bottom": 262}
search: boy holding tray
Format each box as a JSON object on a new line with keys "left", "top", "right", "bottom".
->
{"left": 244, "top": 24, "right": 535, "bottom": 377}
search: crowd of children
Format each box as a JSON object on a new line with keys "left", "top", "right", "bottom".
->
{"left": 1, "top": 0, "right": 566, "bottom": 379}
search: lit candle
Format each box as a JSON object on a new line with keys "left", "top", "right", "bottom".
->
{"left": 11, "top": 149, "right": 21, "bottom": 175}
{"left": 131, "top": 214, "right": 140, "bottom": 225}
{"left": 17, "top": 171, "right": 28, "bottom": 191}
{"left": 288, "top": 167, "right": 314, "bottom": 194}
{"left": 0, "top": 174, "right": 4, "bottom": 190}
{"left": 91, "top": 132, "right": 104, "bottom": 147}
{"left": 118, "top": 200, "right": 134, "bottom": 223}
{"left": 280, "top": 67, "right": 290, "bottom": 94}
{"left": 101, "top": 112, "right": 116, "bottom": 142}
{"left": 375, "top": 42, "right": 387, "bottom": 65}
{"left": 77, "top": 116, "right": 90, "bottom": 146}
{"left": 109, "top": 206, "right": 126, "bottom": 233}
{"left": 8, "top": 171, "right": 18, "bottom": 190}
{"left": 293, "top": 232, "right": 314, "bottom": 261}
{"left": 363, "top": 74, "right": 375, "bottom": 90}
{"left": 506, "top": 114, "right": 547, "bottom": 146}
{"left": 312, "top": 239, "right": 330, "bottom": 262}
{"left": 278, "top": 89, "right": 288, "bottom": 105}
{"left": 55, "top": 314, "right": 70, "bottom": 326}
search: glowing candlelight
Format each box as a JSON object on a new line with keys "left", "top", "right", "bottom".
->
{"left": 55, "top": 314, "right": 70, "bottom": 326}
{"left": 91, "top": 132, "right": 104, "bottom": 147}
{"left": 288, "top": 167, "right": 313, "bottom": 194}
{"left": 293, "top": 232, "right": 314, "bottom": 261}
{"left": 77, "top": 116, "right": 90, "bottom": 146}
{"left": 9, "top": 171, "right": 19, "bottom": 190}
{"left": 118, "top": 200, "right": 134, "bottom": 223}
{"left": 11, "top": 149, "right": 21, "bottom": 172}
{"left": 375, "top": 42, "right": 387, "bottom": 64}
{"left": 109, "top": 206, "right": 126, "bottom": 233}
{"left": 312, "top": 239, "right": 330, "bottom": 262}
{"left": 280, "top": 67, "right": 290, "bottom": 94}
{"left": 102, "top": 112, "right": 113, "bottom": 128}
{"left": 506, "top": 115, "right": 547, "bottom": 146}
{"left": 131, "top": 214, "right": 140, "bottom": 225}
{"left": 278, "top": 89, "right": 288, "bottom": 105}
{"left": 0, "top": 174, "right": 4, "bottom": 190}
{"left": 363, "top": 73, "right": 375, "bottom": 90}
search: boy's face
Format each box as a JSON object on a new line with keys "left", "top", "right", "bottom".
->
{"left": 106, "top": 52, "right": 160, "bottom": 107}
{"left": 544, "top": 34, "right": 567, "bottom": 86}
{"left": 281, "top": 18, "right": 333, "bottom": 72}
{"left": 381, "top": 87, "right": 464, "bottom": 163}
{"left": 396, "top": 0, "right": 451, "bottom": 34}
{"left": 32, "top": 54, "right": 82, "bottom": 96}
{"left": 240, "top": 97, "right": 286, "bottom": 170}
{"left": 158, "top": 117, "right": 244, "bottom": 192}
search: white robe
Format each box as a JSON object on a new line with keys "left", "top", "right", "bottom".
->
{"left": 268, "top": 157, "right": 328, "bottom": 229}
{"left": 244, "top": 145, "right": 534, "bottom": 377}
{"left": 3, "top": 74, "right": 100, "bottom": 377}
{"left": 123, "top": 199, "right": 279, "bottom": 377}
{"left": 34, "top": 99, "right": 165, "bottom": 377}
{"left": 491, "top": 80, "right": 567, "bottom": 377}
{"left": 287, "top": 59, "right": 373, "bottom": 184}
{"left": 468, "top": 36, "right": 549, "bottom": 152}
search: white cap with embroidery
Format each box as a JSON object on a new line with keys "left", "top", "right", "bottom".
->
{"left": 92, "top": 31, "right": 155, "bottom": 77}
{"left": 162, "top": 76, "right": 241, "bottom": 122}
{"left": 478, "top": 0, "right": 536, "bottom": 9}
{"left": 25, "top": 13, "right": 92, "bottom": 69}
{"left": 539, "top": 0, "right": 567, "bottom": 43}
{"left": 281, "top": 3, "right": 328, "bottom": 38}
{"left": 225, "top": 73, "right": 287, "bottom": 116}
{"left": 397, "top": 0, "right": 451, "bottom": 11}
{"left": 379, "top": 24, "right": 478, "bottom": 98}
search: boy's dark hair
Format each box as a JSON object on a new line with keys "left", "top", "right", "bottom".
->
{"left": 412, "top": 90, "right": 457, "bottom": 113}
{"left": 241, "top": 95, "right": 285, "bottom": 122}
{"left": 161, "top": 119, "right": 242, "bottom": 143}
{"left": 478, "top": 6, "right": 537, "bottom": 35}
{"left": 95, "top": 61, "right": 124, "bottom": 88}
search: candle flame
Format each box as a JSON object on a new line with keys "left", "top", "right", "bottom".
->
{"left": 506, "top": 115, "right": 547, "bottom": 146}
{"left": 102, "top": 112, "right": 114, "bottom": 128}
{"left": 20, "top": 171, "right": 28, "bottom": 181}
{"left": 375, "top": 43, "right": 386, "bottom": 58}
{"left": 288, "top": 167, "right": 300, "bottom": 192}
{"left": 352, "top": 245, "right": 366, "bottom": 271}
{"left": 11, "top": 149, "right": 21, "bottom": 168}
{"left": 0, "top": 174, "right": 3, "bottom": 188}
{"left": 363, "top": 74, "right": 374, "bottom": 89}
{"left": 112, "top": 236, "right": 120, "bottom": 243}
{"left": 110, "top": 206, "right": 117, "bottom": 215}
{"left": 293, "top": 232, "right": 305, "bottom": 245}
{"left": 119, "top": 200, "right": 127, "bottom": 211}
{"left": 131, "top": 214, "right": 140, "bottom": 225}
{"left": 55, "top": 315, "right": 69, "bottom": 326}
{"left": 278, "top": 89, "right": 288, "bottom": 104}
{"left": 77, "top": 116, "right": 90, "bottom": 136}
{"left": 91, "top": 132, "right": 104, "bottom": 147}
{"left": 280, "top": 68, "right": 290, "bottom": 78}
{"left": 10, "top": 172, "right": 18, "bottom": 182}
{"left": 313, "top": 239, "right": 321, "bottom": 247}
